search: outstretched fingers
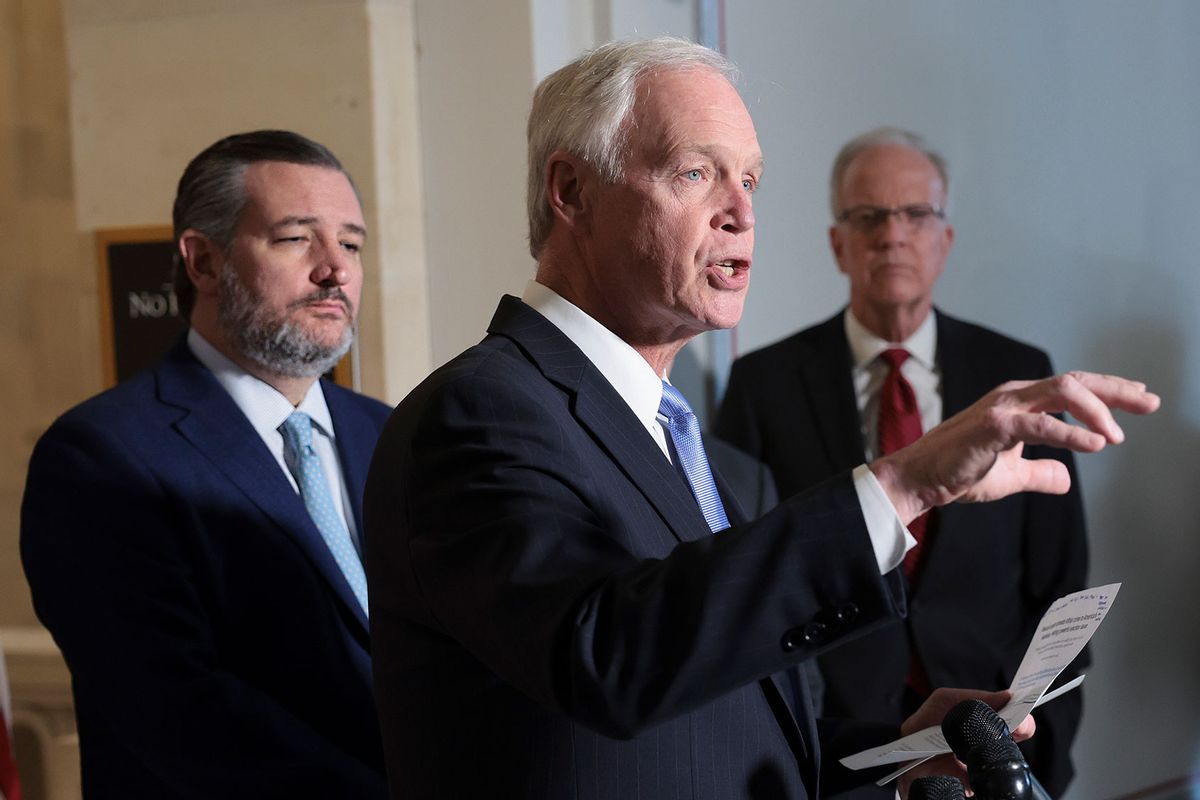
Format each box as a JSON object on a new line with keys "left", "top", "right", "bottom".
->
{"left": 1006, "top": 410, "right": 1107, "bottom": 453}
{"left": 1067, "top": 371, "right": 1160, "bottom": 415}
{"left": 1011, "top": 372, "right": 1160, "bottom": 447}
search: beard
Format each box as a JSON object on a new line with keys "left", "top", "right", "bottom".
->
{"left": 216, "top": 259, "right": 355, "bottom": 379}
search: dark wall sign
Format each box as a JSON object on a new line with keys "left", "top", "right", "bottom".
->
{"left": 97, "top": 227, "right": 186, "bottom": 386}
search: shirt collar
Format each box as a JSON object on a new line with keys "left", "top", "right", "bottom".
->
{"left": 186, "top": 328, "right": 335, "bottom": 440}
{"left": 521, "top": 280, "right": 664, "bottom": 436}
{"left": 843, "top": 307, "right": 937, "bottom": 371}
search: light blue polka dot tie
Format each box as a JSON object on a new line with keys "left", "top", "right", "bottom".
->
{"left": 658, "top": 382, "right": 730, "bottom": 533}
{"left": 280, "top": 412, "right": 369, "bottom": 616}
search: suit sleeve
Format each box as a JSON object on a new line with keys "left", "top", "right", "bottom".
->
{"left": 20, "top": 418, "right": 384, "bottom": 798}
{"left": 370, "top": 369, "right": 906, "bottom": 739}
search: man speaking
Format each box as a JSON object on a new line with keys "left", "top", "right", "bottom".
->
{"left": 364, "top": 38, "right": 1157, "bottom": 799}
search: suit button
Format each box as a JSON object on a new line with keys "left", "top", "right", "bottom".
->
{"left": 835, "top": 603, "right": 859, "bottom": 624}
{"left": 802, "top": 621, "right": 827, "bottom": 644}
{"left": 781, "top": 628, "right": 802, "bottom": 652}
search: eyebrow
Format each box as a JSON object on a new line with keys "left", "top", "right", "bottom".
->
{"left": 271, "top": 216, "right": 368, "bottom": 238}
{"left": 670, "top": 144, "right": 765, "bottom": 174}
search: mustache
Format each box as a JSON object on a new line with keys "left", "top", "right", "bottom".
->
{"left": 289, "top": 287, "right": 354, "bottom": 315}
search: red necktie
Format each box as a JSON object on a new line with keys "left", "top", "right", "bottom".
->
{"left": 0, "top": 707, "right": 21, "bottom": 800}
{"left": 877, "top": 348, "right": 933, "bottom": 580}
{"left": 878, "top": 348, "right": 936, "bottom": 698}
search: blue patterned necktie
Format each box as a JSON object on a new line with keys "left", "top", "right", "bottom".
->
{"left": 279, "top": 412, "right": 369, "bottom": 616}
{"left": 658, "top": 382, "right": 730, "bottom": 533}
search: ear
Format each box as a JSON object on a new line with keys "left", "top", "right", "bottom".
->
{"left": 545, "top": 150, "right": 592, "bottom": 234}
{"left": 178, "top": 229, "right": 223, "bottom": 297}
{"left": 829, "top": 225, "right": 848, "bottom": 274}
{"left": 932, "top": 222, "right": 954, "bottom": 283}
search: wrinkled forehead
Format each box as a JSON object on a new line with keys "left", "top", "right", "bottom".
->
{"left": 840, "top": 144, "right": 945, "bottom": 203}
{"left": 240, "top": 161, "right": 366, "bottom": 229}
{"left": 626, "top": 66, "right": 761, "bottom": 164}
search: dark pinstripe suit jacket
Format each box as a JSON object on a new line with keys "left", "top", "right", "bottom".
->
{"left": 365, "top": 296, "right": 904, "bottom": 799}
{"left": 715, "top": 309, "right": 1088, "bottom": 797}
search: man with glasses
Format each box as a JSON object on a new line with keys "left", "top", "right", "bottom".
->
{"left": 716, "top": 127, "right": 1088, "bottom": 797}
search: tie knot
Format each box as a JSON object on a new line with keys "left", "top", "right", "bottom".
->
{"left": 658, "top": 382, "right": 694, "bottom": 421}
{"left": 881, "top": 348, "right": 911, "bottom": 371}
{"left": 280, "top": 411, "right": 315, "bottom": 450}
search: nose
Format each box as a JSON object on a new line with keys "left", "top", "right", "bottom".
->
{"left": 311, "top": 238, "right": 355, "bottom": 286}
{"left": 874, "top": 211, "right": 909, "bottom": 247}
{"left": 715, "top": 178, "right": 755, "bottom": 234}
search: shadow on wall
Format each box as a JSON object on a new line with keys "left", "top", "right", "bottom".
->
{"left": 1077, "top": 318, "right": 1200, "bottom": 799}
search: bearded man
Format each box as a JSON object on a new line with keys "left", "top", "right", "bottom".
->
{"left": 21, "top": 130, "right": 390, "bottom": 798}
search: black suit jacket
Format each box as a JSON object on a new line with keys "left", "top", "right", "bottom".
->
{"left": 20, "top": 338, "right": 391, "bottom": 798}
{"left": 365, "top": 296, "right": 905, "bottom": 799}
{"left": 715, "top": 309, "right": 1089, "bottom": 796}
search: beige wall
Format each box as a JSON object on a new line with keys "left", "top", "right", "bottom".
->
{"left": 2, "top": 0, "right": 96, "bottom": 794}
{"left": 414, "top": 0, "right": 538, "bottom": 367}
{"left": 1, "top": 0, "right": 97, "bottom": 630}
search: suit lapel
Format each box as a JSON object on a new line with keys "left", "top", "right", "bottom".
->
{"left": 797, "top": 313, "right": 867, "bottom": 467}
{"left": 490, "top": 298, "right": 817, "bottom": 773}
{"left": 935, "top": 310, "right": 980, "bottom": 417}
{"left": 488, "top": 296, "right": 715, "bottom": 545}
{"left": 155, "top": 341, "right": 369, "bottom": 635}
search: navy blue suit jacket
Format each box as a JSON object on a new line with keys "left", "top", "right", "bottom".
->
{"left": 21, "top": 338, "right": 391, "bottom": 798}
{"left": 365, "top": 297, "right": 904, "bottom": 799}
{"left": 716, "top": 309, "right": 1089, "bottom": 797}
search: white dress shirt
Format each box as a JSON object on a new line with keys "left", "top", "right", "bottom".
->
{"left": 522, "top": 280, "right": 912, "bottom": 574}
{"left": 187, "top": 329, "right": 360, "bottom": 547}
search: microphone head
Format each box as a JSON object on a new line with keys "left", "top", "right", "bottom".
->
{"left": 966, "top": 738, "right": 1033, "bottom": 800}
{"left": 966, "top": 737, "right": 1025, "bottom": 773}
{"left": 909, "top": 775, "right": 966, "bottom": 800}
{"left": 941, "top": 699, "right": 1011, "bottom": 758}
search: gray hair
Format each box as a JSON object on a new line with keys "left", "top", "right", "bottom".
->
{"left": 526, "top": 36, "right": 738, "bottom": 259}
{"left": 829, "top": 127, "right": 949, "bottom": 219}
{"left": 171, "top": 130, "right": 348, "bottom": 318}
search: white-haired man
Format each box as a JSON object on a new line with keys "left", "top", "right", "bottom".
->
{"left": 717, "top": 128, "right": 1088, "bottom": 797}
{"left": 365, "top": 41, "right": 1155, "bottom": 799}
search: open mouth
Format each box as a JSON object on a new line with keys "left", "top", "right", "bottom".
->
{"left": 711, "top": 258, "right": 750, "bottom": 277}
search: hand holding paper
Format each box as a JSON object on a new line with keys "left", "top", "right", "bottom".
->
{"left": 840, "top": 584, "right": 1121, "bottom": 784}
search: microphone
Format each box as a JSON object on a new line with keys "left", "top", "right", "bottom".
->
{"left": 941, "top": 698, "right": 1010, "bottom": 753}
{"left": 963, "top": 737, "right": 1035, "bottom": 799}
{"left": 941, "top": 699, "right": 1052, "bottom": 800}
{"left": 909, "top": 775, "right": 965, "bottom": 800}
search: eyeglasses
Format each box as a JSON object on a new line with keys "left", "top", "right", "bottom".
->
{"left": 836, "top": 203, "right": 946, "bottom": 232}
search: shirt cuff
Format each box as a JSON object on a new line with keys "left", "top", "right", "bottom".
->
{"left": 852, "top": 464, "right": 917, "bottom": 574}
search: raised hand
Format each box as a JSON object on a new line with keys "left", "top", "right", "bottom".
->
{"left": 871, "top": 372, "right": 1160, "bottom": 524}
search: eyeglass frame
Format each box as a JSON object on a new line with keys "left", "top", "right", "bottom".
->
{"left": 835, "top": 203, "right": 947, "bottom": 232}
